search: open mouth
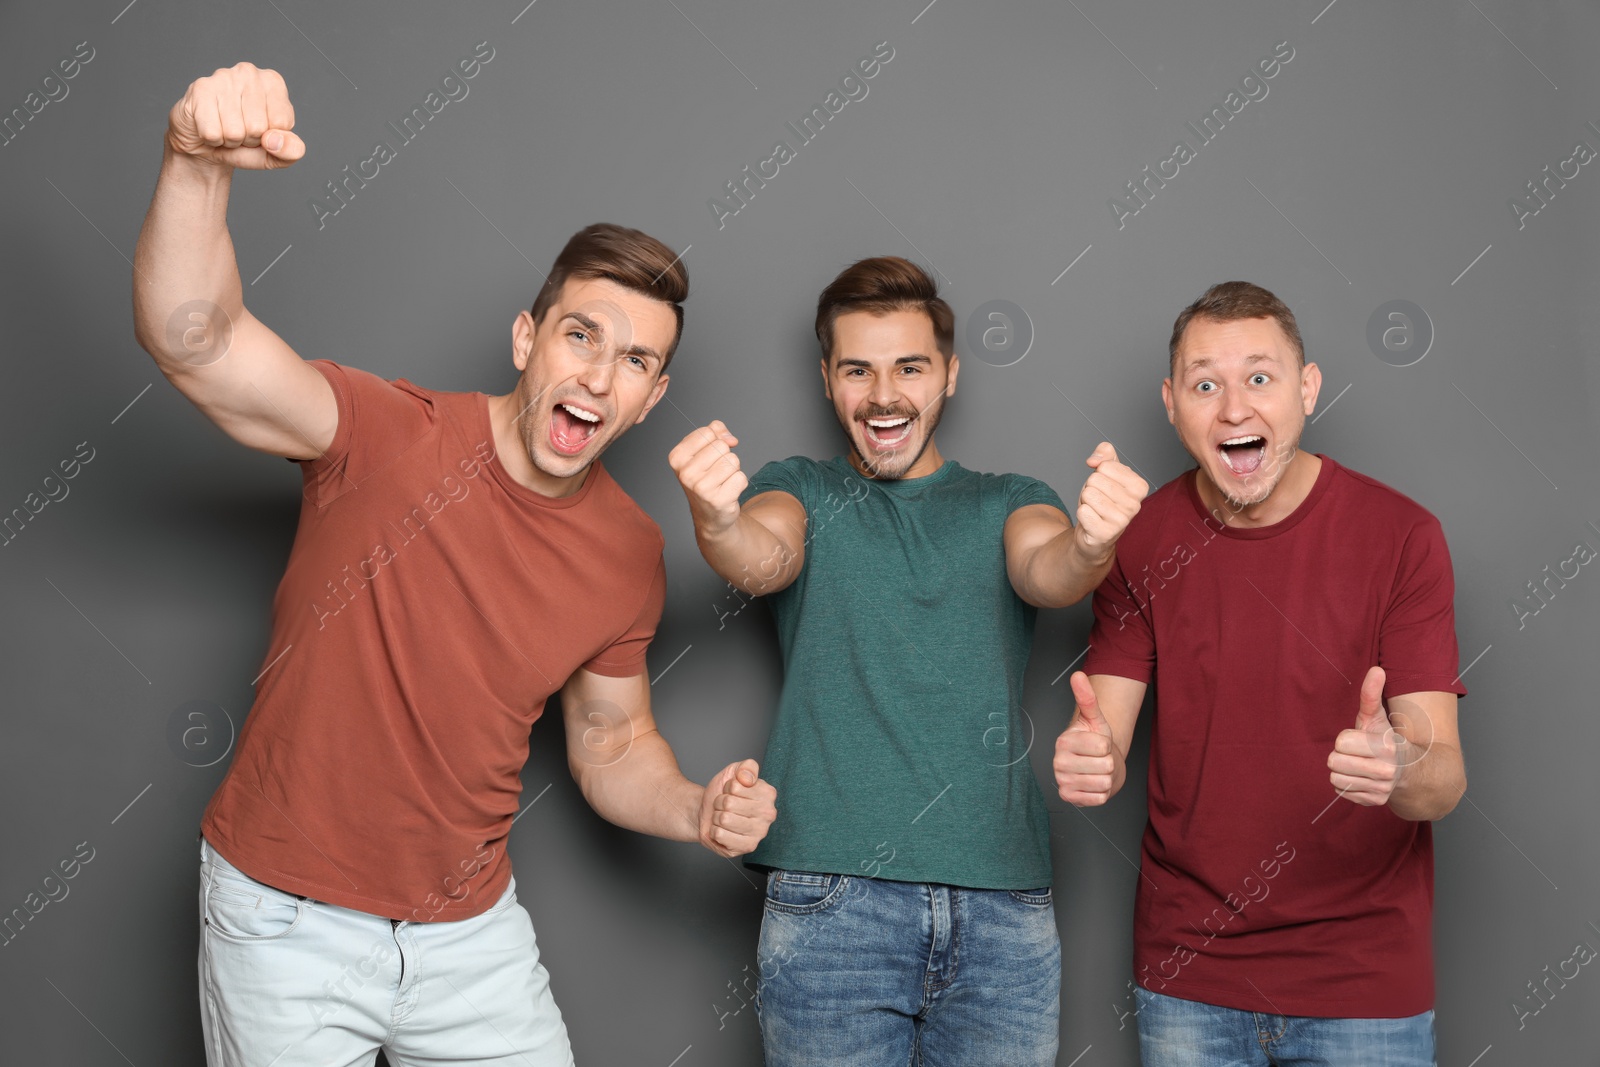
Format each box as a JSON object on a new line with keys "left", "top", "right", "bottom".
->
{"left": 550, "top": 401, "right": 604, "bottom": 457}
{"left": 1217, "top": 434, "right": 1266, "bottom": 476}
{"left": 862, "top": 414, "right": 914, "bottom": 450}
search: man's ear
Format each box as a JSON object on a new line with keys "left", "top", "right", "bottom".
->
{"left": 512, "top": 310, "right": 537, "bottom": 372}
{"left": 945, "top": 352, "right": 960, "bottom": 396}
{"left": 819, "top": 357, "right": 832, "bottom": 401}
{"left": 1300, "top": 361, "right": 1322, "bottom": 416}
{"left": 1162, "top": 378, "right": 1176, "bottom": 425}
{"left": 634, "top": 373, "right": 671, "bottom": 426}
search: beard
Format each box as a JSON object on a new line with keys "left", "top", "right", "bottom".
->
{"left": 841, "top": 395, "right": 947, "bottom": 481}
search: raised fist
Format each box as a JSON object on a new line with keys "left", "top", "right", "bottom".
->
{"left": 1076, "top": 442, "right": 1148, "bottom": 552}
{"left": 166, "top": 62, "right": 305, "bottom": 170}
{"left": 669, "top": 421, "right": 747, "bottom": 539}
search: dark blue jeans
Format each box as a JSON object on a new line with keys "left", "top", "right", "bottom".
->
{"left": 755, "top": 870, "right": 1060, "bottom": 1067}
{"left": 1136, "top": 987, "right": 1436, "bottom": 1067}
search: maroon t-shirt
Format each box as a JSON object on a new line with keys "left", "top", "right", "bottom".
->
{"left": 201, "top": 361, "right": 666, "bottom": 921}
{"left": 1085, "top": 456, "right": 1466, "bottom": 1017}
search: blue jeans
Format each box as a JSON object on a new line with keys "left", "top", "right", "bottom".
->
{"left": 198, "top": 837, "right": 573, "bottom": 1067}
{"left": 1136, "top": 987, "right": 1436, "bottom": 1067}
{"left": 755, "top": 870, "right": 1060, "bottom": 1067}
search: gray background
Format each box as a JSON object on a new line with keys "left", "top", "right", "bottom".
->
{"left": 2, "top": 0, "right": 1597, "bottom": 1063}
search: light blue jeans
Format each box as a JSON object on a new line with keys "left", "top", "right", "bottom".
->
{"left": 755, "top": 870, "right": 1060, "bottom": 1066}
{"left": 1136, "top": 987, "right": 1436, "bottom": 1067}
{"left": 197, "top": 837, "right": 573, "bottom": 1067}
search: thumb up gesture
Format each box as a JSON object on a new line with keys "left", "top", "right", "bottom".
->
{"left": 1327, "top": 666, "right": 1408, "bottom": 807}
{"left": 1054, "top": 672, "right": 1119, "bottom": 807}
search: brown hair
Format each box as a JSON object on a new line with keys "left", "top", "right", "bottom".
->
{"left": 530, "top": 223, "right": 689, "bottom": 367}
{"left": 1168, "top": 281, "right": 1305, "bottom": 374}
{"left": 814, "top": 256, "right": 954, "bottom": 362}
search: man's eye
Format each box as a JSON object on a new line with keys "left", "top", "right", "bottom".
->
{"left": 1250, "top": 373, "right": 1269, "bottom": 386}
{"left": 628, "top": 355, "right": 646, "bottom": 370}
{"left": 1197, "top": 381, "right": 1216, "bottom": 393}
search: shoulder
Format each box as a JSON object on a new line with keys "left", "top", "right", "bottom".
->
{"left": 1113, "top": 470, "right": 1195, "bottom": 560}
{"left": 949, "top": 465, "right": 1066, "bottom": 512}
{"left": 1323, "top": 457, "right": 1443, "bottom": 535}
{"left": 745, "top": 454, "right": 837, "bottom": 503}
{"left": 586, "top": 464, "right": 667, "bottom": 555}
{"left": 756, "top": 454, "right": 828, "bottom": 479}
{"left": 1127, "top": 469, "right": 1194, "bottom": 526}
{"left": 310, "top": 359, "right": 448, "bottom": 422}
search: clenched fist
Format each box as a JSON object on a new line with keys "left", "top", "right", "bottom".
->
{"left": 670, "top": 421, "right": 747, "bottom": 539}
{"left": 699, "top": 759, "right": 779, "bottom": 858}
{"left": 1054, "top": 672, "right": 1119, "bottom": 806}
{"left": 1076, "top": 442, "right": 1147, "bottom": 553}
{"left": 167, "top": 62, "right": 305, "bottom": 170}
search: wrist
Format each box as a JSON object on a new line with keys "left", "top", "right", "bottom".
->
{"left": 1070, "top": 525, "right": 1116, "bottom": 570}
{"left": 161, "top": 143, "right": 234, "bottom": 186}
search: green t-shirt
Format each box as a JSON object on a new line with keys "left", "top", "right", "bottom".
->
{"left": 741, "top": 456, "right": 1066, "bottom": 889}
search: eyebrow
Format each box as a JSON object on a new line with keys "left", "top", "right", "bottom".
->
{"left": 835, "top": 354, "right": 932, "bottom": 369}
{"left": 1184, "top": 353, "right": 1277, "bottom": 375}
{"left": 563, "top": 312, "right": 663, "bottom": 365}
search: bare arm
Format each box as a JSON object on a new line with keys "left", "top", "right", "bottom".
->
{"left": 1005, "top": 505, "right": 1112, "bottom": 608}
{"left": 131, "top": 63, "right": 335, "bottom": 460}
{"left": 670, "top": 422, "right": 809, "bottom": 595}
{"left": 1053, "top": 671, "right": 1149, "bottom": 805}
{"left": 560, "top": 668, "right": 777, "bottom": 856}
{"left": 1006, "top": 443, "right": 1148, "bottom": 608}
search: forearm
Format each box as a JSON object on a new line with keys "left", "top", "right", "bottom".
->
{"left": 132, "top": 149, "right": 244, "bottom": 358}
{"left": 1021, "top": 525, "right": 1116, "bottom": 608}
{"left": 699, "top": 511, "right": 800, "bottom": 596}
{"left": 571, "top": 729, "right": 703, "bottom": 842}
{"left": 1389, "top": 742, "right": 1466, "bottom": 821}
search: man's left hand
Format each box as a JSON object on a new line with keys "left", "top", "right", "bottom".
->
{"left": 1327, "top": 666, "right": 1407, "bottom": 807}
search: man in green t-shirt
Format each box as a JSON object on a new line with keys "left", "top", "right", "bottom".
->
{"left": 669, "top": 256, "right": 1148, "bottom": 1065}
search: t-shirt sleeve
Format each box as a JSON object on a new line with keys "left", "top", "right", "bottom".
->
{"left": 582, "top": 556, "right": 667, "bottom": 678}
{"left": 1379, "top": 515, "right": 1467, "bottom": 699}
{"left": 741, "top": 456, "right": 814, "bottom": 510}
{"left": 1084, "top": 550, "right": 1157, "bottom": 684}
{"left": 1004, "top": 474, "right": 1068, "bottom": 516}
{"left": 299, "top": 360, "right": 436, "bottom": 507}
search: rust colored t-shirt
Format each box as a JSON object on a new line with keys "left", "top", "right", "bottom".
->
{"left": 200, "top": 361, "right": 665, "bottom": 921}
{"left": 1085, "top": 456, "right": 1466, "bottom": 1018}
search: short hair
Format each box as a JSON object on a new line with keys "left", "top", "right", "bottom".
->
{"left": 1168, "top": 281, "right": 1305, "bottom": 374}
{"left": 529, "top": 223, "right": 689, "bottom": 368}
{"left": 814, "top": 256, "right": 954, "bottom": 363}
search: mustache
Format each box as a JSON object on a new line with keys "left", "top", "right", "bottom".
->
{"left": 856, "top": 403, "right": 921, "bottom": 420}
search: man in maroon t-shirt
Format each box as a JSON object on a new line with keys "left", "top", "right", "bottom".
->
{"left": 1053, "top": 282, "right": 1467, "bottom": 1066}
{"left": 133, "top": 64, "right": 776, "bottom": 1066}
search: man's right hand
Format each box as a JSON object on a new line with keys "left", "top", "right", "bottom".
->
{"left": 166, "top": 62, "right": 305, "bottom": 170}
{"left": 1054, "top": 671, "right": 1119, "bottom": 806}
{"left": 669, "top": 421, "right": 747, "bottom": 539}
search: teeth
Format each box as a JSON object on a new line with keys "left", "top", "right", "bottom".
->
{"left": 867, "top": 417, "right": 910, "bottom": 428}
{"left": 560, "top": 403, "right": 600, "bottom": 423}
{"left": 1220, "top": 435, "right": 1263, "bottom": 447}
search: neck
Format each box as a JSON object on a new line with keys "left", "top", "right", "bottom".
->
{"left": 487, "top": 391, "right": 591, "bottom": 498}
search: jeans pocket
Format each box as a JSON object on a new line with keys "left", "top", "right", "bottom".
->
{"left": 1006, "top": 886, "right": 1053, "bottom": 907}
{"left": 762, "top": 870, "right": 851, "bottom": 915}
{"left": 204, "top": 867, "right": 305, "bottom": 942}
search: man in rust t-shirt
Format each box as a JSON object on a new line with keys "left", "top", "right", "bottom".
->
{"left": 134, "top": 64, "right": 776, "bottom": 1067}
{"left": 1054, "top": 282, "right": 1467, "bottom": 1067}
